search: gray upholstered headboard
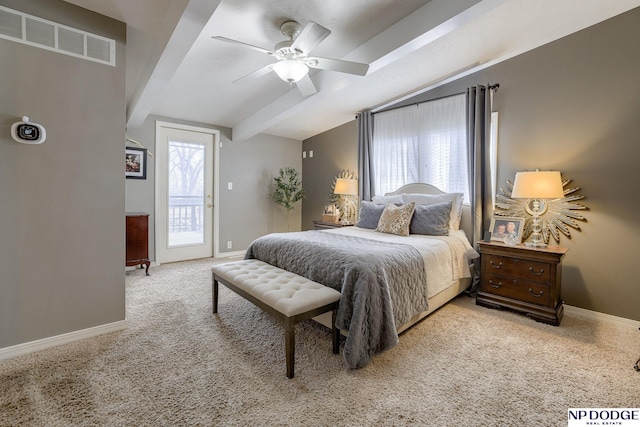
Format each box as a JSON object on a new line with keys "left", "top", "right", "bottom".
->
{"left": 384, "top": 183, "right": 472, "bottom": 241}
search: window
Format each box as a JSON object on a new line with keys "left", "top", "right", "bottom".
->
{"left": 372, "top": 94, "right": 468, "bottom": 202}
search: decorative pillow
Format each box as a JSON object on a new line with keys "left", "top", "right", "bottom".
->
{"left": 356, "top": 201, "right": 386, "bottom": 229}
{"left": 371, "top": 194, "right": 404, "bottom": 205}
{"left": 409, "top": 201, "right": 452, "bottom": 236}
{"left": 375, "top": 202, "right": 416, "bottom": 236}
{"left": 401, "top": 193, "right": 464, "bottom": 230}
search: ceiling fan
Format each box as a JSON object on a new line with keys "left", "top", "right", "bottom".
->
{"left": 212, "top": 20, "right": 369, "bottom": 96}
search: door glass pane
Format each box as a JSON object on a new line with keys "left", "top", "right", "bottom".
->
{"left": 168, "top": 140, "right": 205, "bottom": 247}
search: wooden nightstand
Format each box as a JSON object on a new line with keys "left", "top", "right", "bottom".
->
{"left": 476, "top": 241, "right": 568, "bottom": 326}
{"left": 312, "top": 220, "right": 354, "bottom": 230}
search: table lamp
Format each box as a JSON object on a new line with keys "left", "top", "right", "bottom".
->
{"left": 511, "top": 170, "right": 564, "bottom": 247}
{"left": 333, "top": 178, "right": 358, "bottom": 224}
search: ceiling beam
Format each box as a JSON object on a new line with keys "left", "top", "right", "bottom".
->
{"left": 126, "top": 0, "right": 223, "bottom": 128}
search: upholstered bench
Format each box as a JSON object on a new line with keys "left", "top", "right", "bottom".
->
{"left": 211, "top": 259, "right": 341, "bottom": 378}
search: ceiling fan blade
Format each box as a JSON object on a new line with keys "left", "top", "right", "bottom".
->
{"left": 307, "top": 57, "right": 369, "bottom": 76}
{"left": 232, "top": 64, "right": 274, "bottom": 85}
{"left": 296, "top": 74, "right": 317, "bottom": 97}
{"left": 212, "top": 36, "right": 274, "bottom": 55}
{"left": 290, "top": 21, "right": 330, "bottom": 54}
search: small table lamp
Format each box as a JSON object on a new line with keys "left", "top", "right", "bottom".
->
{"left": 333, "top": 178, "right": 358, "bottom": 224}
{"left": 511, "top": 170, "right": 564, "bottom": 247}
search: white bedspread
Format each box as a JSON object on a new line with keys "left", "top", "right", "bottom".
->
{"left": 322, "top": 227, "right": 478, "bottom": 298}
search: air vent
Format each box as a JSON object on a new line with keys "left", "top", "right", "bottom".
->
{"left": 58, "top": 27, "right": 84, "bottom": 55}
{"left": 25, "top": 17, "right": 55, "bottom": 47}
{"left": 0, "top": 5, "right": 115, "bottom": 66}
{"left": 86, "top": 34, "right": 111, "bottom": 62}
{"left": 0, "top": 7, "right": 22, "bottom": 38}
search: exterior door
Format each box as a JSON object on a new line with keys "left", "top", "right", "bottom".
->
{"left": 156, "top": 122, "right": 217, "bottom": 263}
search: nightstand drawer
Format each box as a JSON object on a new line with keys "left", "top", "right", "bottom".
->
{"left": 483, "top": 254, "right": 551, "bottom": 283}
{"left": 481, "top": 274, "right": 550, "bottom": 306}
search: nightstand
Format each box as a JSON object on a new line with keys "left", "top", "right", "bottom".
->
{"left": 312, "top": 220, "right": 354, "bottom": 230}
{"left": 476, "top": 241, "right": 568, "bottom": 325}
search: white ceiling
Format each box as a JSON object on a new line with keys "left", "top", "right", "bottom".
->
{"left": 63, "top": 0, "right": 640, "bottom": 142}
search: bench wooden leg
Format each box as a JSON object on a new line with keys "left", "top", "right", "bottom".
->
{"left": 211, "top": 266, "right": 341, "bottom": 378}
{"left": 212, "top": 276, "right": 219, "bottom": 314}
{"left": 332, "top": 309, "right": 339, "bottom": 354}
{"left": 285, "top": 317, "right": 295, "bottom": 378}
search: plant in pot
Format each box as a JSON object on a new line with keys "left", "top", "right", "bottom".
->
{"left": 271, "top": 167, "right": 305, "bottom": 231}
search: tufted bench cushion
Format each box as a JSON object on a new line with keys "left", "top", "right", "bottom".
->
{"left": 212, "top": 259, "right": 341, "bottom": 317}
{"left": 212, "top": 259, "right": 341, "bottom": 378}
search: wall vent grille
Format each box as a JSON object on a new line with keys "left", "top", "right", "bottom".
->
{"left": 0, "top": 5, "right": 115, "bottom": 66}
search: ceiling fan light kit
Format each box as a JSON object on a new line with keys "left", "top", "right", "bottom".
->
{"left": 212, "top": 19, "right": 369, "bottom": 94}
{"left": 272, "top": 60, "right": 309, "bottom": 83}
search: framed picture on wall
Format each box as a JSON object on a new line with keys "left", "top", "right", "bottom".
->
{"left": 125, "top": 147, "right": 147, "bottom": 179}
{"left": 489, "top": 216, "right": 525, "bottom": 244}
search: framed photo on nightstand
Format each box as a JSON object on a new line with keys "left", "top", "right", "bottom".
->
{"left": 489, "top": 216, "right": 524, "bottom": 244}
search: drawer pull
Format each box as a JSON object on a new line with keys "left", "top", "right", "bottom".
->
{"left": 529, "top": 267, "right": 545, "bottom": 276}
{"left": 489, "top": 280, "right": 502, "bottom": 288}
{"left": 489, "top": 261, "right": 503, "bottom": 269}
{"left": 528, "top": 288, "right": 544, "bottom": 298}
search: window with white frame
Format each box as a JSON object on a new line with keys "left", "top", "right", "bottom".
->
{"left": 372, "top": 93, "right": 468, "bottom": 203}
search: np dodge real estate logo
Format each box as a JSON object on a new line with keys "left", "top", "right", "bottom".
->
{"left": 568, "top": 409, "right": 640, "bottom": 426}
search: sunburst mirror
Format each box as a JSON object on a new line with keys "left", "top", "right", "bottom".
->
{"left": 494, "top": 176, "right": 587, "bottom": 244}
{"left": 329, "top": 170, "right": 357, "bottom": 222}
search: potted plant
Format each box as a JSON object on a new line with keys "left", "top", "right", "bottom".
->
{"left": 271, "top": 167, "right": 305, "bottom": 231}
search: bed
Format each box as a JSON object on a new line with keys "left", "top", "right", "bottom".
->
{"left": 245, "top": 183, "right": 478, "bottom": 369}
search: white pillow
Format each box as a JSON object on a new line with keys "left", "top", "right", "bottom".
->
{"left": 371, "top": 194, "right": 404, "bottom": 205}
{"left": 401, "top": 192, "right": 464, "bottom": 230}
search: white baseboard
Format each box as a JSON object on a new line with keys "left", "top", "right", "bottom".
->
{"left": 217, "top": 250, "right": 246, "bottom": 259}
{"left": 0, "top": 320, "right": 128, "bottom": 361}
{"left": 152, "top": 253, "right": 245, "bottom": 268}
{"left": 564, "top": 305, "right": 639, "bottom": 330}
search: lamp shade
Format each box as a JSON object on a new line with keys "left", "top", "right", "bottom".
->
{"left": 333, "top": 178, "right": 358, "bottom": 196}
{"left": 511, "top": 171, "right": 564, "bottom": 199}
{"left": 272, "top": 60, "right": 309, "bottom": 83}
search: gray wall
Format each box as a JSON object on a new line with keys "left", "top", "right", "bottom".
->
{"left": 301, "top": 122, "right": 358, "bottom": 230}
{"left": 0, "top": 0, "right": 126, "bottom": 348}
{"left": 302, "top": 8, "right": 640, "bottom": 321}
{"left": 220, "top": 133, "right": 303, "bottom": 245}
{"left": 126, "top": 115, "right": 302, "bottom": 259}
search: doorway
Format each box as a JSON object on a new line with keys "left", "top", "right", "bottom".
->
{"left": 155, "top": 122, "right": 220, "bottom": 263}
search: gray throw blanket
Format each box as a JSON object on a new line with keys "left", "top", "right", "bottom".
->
{"left": 245, "top": 230, "right": 428, "bottom": 369}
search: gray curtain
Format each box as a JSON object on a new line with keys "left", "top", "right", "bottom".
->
{"left": 357, "top": 111, "right": 374, "bottom": 201}
{"left": 466, "top": 85, "right": 494, "bottom": 295}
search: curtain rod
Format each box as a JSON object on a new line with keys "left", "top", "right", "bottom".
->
{"left": 373, "top": 91, "right": 464, "bottom": 114}
{"left": 372, "top": 83, "right": 499, "bottom": 115}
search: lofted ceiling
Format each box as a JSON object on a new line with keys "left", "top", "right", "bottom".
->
{"left": 62, "top": 0, "right": 640, "bottom": 142}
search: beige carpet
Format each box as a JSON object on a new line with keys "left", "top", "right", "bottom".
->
{"left": 1, "top": 257, "right": 638, "bottom": 426}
